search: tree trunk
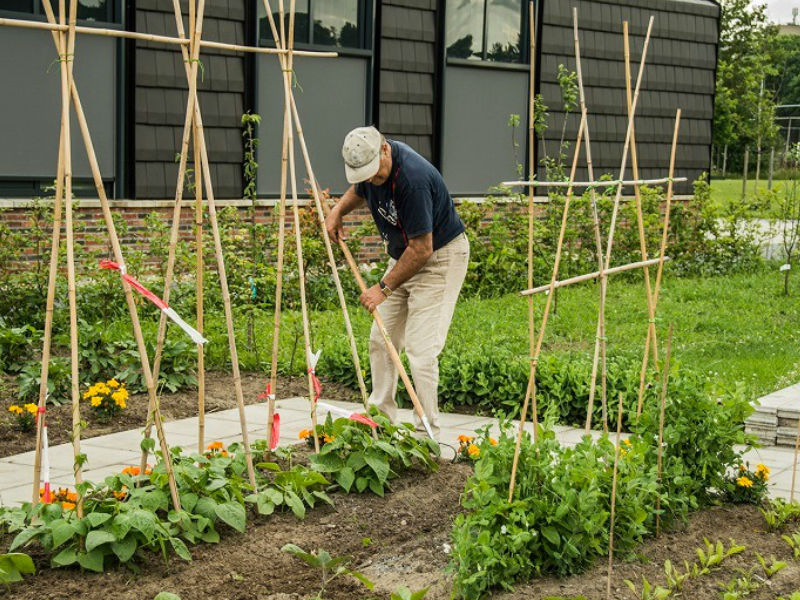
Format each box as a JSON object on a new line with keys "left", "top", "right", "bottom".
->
{"left": 742, "top": 147, "right": 750, "bottom": 200}
{"left": 722, "top": 144, "right": 728, "bottom": 177}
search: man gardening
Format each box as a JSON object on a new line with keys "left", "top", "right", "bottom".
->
{"left": 325, "top": 126, "right": 469, "bottom": 438}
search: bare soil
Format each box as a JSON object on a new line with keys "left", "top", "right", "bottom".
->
{"left": 4, "top": 460, "right": 800, "bottom": 600}
{"left": 0, "top": 372, "right": 360, "bottom": 458}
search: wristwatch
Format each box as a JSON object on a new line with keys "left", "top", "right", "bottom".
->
{"left": 379, "top": 280, "right": 393, "bottom": 297}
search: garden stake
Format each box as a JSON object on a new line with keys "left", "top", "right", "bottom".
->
{"left": 261, "top": 0, "right": 371, "bottom": 422}
{"left": 521, "top": 257, "right": 671, "bottom": 296}
{"left": 574, "top": 8, "right": 609, "bottom": 433}
{"left": 623, "top": 21, "right": 660, "bottom": 373}
{"left": 656, "top": 324, "right": 673, "bottom": 536}
{"left": 607, "top": 391, "right": 624, "bottom": 600}
{"left": 792, "top": 395, "right": 800, "bottom": 502}
{"left": 503, "top": 176, "right": 686, "bottom": 189}
{"left": 194, "top": 108, "right": 205, "bottom": 455}
{"left": 60, "top": 0, "right": 83, "bottom": 516}
{"left": 639, "top": 110, "right": 682, "bottom": 417}
{"left": 586, "top": 16, "right": 655, "bottom": 433}
{"left": 509, "top": 111, "right": 587, "bottom": 502}
{"left": 31, "top": 101, "right": 66, "bottom": 505}
{"left": 168, "top": 0, "right": 259, "bottom": 487}
{"left": 525, "top": 0, "right": 539, "bottom": 440}
{"left": 40, "top": 0, "right": 183, "bottom": 509}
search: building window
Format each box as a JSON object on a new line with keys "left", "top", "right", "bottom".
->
{"left": 0, "top": 0, "right": 120, "bottom": 23}
{"left": 446, "top": 0, "right": 527, "bottom": 63}
{"left": 259, "top": 0, "right": 366, "bottom": 49}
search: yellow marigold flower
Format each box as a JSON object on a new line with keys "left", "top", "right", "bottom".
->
{"left": 467, "top": 444, "right": 480, "bottom": 458}
{"left": 622, "top": 438, "right": 632, "bottom": 447}
{"left": 118, "top": 399, "right": 127, "bottom": 409}
{"left": 756, "top": 463, "right": 770, "bottom": 475}
{"left": 24, "top": 403, "right": 38, "bottom": 415}
{"left": 489, "top": 438, "right": 498, "bottom": 446}
{"left": 206, "top": 441, "right": 224, "bottom": 451}
{"left": 90, "top": 396, "right": 102, "bottom": 407}
{"left": 739, "top": 464, "right": 747, "bottom": 472}
{"left": 107, "top": 379, "right": 120, "bottom": 388}
{"left": 323, "top": 434, "right": 334, "bottom": 443}
{"left": 8, "top": 405, "right": 22, "bottom": 415}
{"left": 736, "top": 476, "right": 754, "bottom": 488}
{"left": 112, "top": 390, "right": 126, "bottom": 403}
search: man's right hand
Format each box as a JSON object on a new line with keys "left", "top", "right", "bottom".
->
{"left": 325, "top": 207, "right": 345, "bottom": 243}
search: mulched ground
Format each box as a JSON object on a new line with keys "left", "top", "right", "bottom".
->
{"left": 0, "top": 372, "right": 360, "bottom": 458}
{"left": 4, "top": 456, "right": 800, "bottom": 599}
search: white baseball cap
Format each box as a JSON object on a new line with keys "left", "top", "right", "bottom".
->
{"left": 342, "top": 126, "right": 383, "bottom": 184}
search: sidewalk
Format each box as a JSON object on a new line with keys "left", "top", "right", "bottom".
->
{"left": 0, "top": 398, "right": 794, "bottom": 506}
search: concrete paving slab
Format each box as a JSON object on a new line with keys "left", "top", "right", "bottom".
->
{"left": 0, "top": 445, "right": 140, "bottom": 472}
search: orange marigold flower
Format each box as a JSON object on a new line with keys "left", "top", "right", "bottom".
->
{"left": 220, "top": 450, "right": 229, "bottom": 457}
{"left": 489, "top": 438, "right": 498, "bottom": 446}
{"left": 467, "top": 444, "right": 480, "bottom": 458}
{"left": 457, "top": 434, "right": 474, "bottom": 444}
{"left": 61, "top": 501, "right": 76, "bottom": 510}
{"left": 206, "top": 441, "right": 224, "bottom": 451}
{"left": 323, "top": 434, "right": 335, "bottom": 443}
{"left": 121, "top": 466, "right": 140, "bottom": 476}
{"left": 298, "top": 429, "right": 312, "bottom": 439}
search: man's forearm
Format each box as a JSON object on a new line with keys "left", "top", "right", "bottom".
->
{"left": 333, "top": 185, "right": 365, "bottom": 218}
{"left": 383, "top": 241, "right": 432, "bottom": 290}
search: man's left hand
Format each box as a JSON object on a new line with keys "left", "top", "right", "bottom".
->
{"left": 360, "top": 284, "right": 386, "bottom": 313}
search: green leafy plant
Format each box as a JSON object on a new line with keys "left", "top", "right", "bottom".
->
{"left": 724, "top": 462, "right": 770, "bottom": 505}
{"left": 624, "top": 577, "right": 671, "bottom": 600}
{"left": 782, "top": 530, "right": 800, "bottom": 559}
{"left": 719, "top": 568, "right": 759, "bottom": 600}
{"left": 309, "top": 411, "right": 439, "bottom": 497}
{"left": 0, "top": 553, "right": 35, "bottom": 587}
{"left": 761, "top": 498, "right": 800, "bottom": 531}
{"left": 390, "top": 586, "right": 429, "bottom": 600}
{"left": 281, "top": 544, "right": 373, "bottom": 599}
{"left": 755, "top": 552, "right": 788, "bottom": 578}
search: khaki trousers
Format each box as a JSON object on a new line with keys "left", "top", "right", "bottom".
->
{"left": 368, "top": 233, "right": 469, "bottom": 437}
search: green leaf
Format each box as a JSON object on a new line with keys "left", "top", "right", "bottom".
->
{"left": 256, "top": 496, "right": 275, "bottom": 516}
{"left": 129, "top": 509, "right": 156, "bottom": 541}
{"left": 336, "top": 466, "right": 355, "bottom": 492}
{"left": 9, "top": 527, "right": 39, "bottom": 551}
{"left": 364, "top": 450, "right": 390, "bottom": 483}
{"left": 356, "top": 476, "right": 369, "bottom": 493}
{"left": 84, "top": 512, "right": 112, "bottom": 528}
{"left": 78, "top": 548, "right": 105, "bottom": 573}
{"left": 284, "top": 491, "right": 306, "bottom": 519}
{"left": 179, "top": 492, "right": 198, "bottom": 513}
{"left": 214, "top": 502, "right": 247, "bottom": 533}
{"left": 50, "top": 519, "right": 77, "bottom": 549}
{"left": 368, "top": 478, "right": 385, "bottom": 497}
{"left": 110, "top": 534, "right": 138, "bottom": 563}
{"left": 140, "top": 437, "right": 156, "bottom": 453}
{"left": 50, "top": 547, "right": 78, "bottom": 567}
{"left": 312, "top": 491, "right": 335, "bottom": 507}
{"left": 351, "top": 570, "right": 374, "bottom": 590}
{"left": 169, "top": 537, "right": 192, "bottom": 561}
{"left": 281, "top": 543, "right": 320, "bottom": 568}
{"left": 541, "top": 526, "right": 560, "bottom": 546}
{"left": 154, "top": 594, "right": 182, "bottom": 600}
{"left": 194, "top": 497, "right": 218, "bottom": 521}
{"left": 85, "top": 530, "right": 117, "bottom": 553}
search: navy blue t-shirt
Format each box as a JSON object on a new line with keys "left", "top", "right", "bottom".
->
{"left": 355, "top": 140, "right": 465, "bottom": 260}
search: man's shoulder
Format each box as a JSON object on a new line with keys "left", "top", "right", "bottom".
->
{"left": 392, "top": 141, "right": 439, "bottom": 187}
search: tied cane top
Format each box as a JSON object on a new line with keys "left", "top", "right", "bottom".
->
{"left": 355, "top": 140, "right": 465, "bottom": 260}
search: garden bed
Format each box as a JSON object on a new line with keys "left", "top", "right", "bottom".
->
{"left": 4, "top": 460, "right": 800, "bottom": 599}
{"left": 0, "top": 372, "right": 359, "bottom": 458}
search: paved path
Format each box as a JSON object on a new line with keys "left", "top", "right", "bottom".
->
{"left": 0, "top": 399, "right": 794, "bottom": 506}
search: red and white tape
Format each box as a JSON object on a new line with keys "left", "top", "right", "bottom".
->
{"left": 316, "top": 401, "right": 378, "bottom": 429}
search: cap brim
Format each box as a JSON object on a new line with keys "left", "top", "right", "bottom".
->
{"left": 345, "top": 154, "right": 381, "bottom": 184}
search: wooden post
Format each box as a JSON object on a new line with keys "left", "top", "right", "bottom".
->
{"left": 638, "top": 110, "right": 681, "bottom": 417}
{"left": 586, "top": 16, "right": 654, "bottom": 432}
{"left": 509, "top": 111, "right": 587, "bottom": 502}
{"left": 607, "top": 391, "right": 624, "bottom": 600}
{"left": 656, "top": 324, "right": 673, "bottom": 536}
{"left": 574, "top": 8, "right": 609, "bottom": 433}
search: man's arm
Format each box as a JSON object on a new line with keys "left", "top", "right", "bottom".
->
{"left": 325, "top": 185, "right": 365, "bottom": 243}
{"left": 360, "top": 233, "right": 432, "bottom": 313}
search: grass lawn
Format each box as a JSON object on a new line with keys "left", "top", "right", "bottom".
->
{"left": 199, "top": 265, "right": 799, "bottom": 403}
{"left": 710, "top": 177, "right": 792, "bottom": 217}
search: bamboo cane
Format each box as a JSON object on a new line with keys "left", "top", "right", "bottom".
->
{"left": 190, "top": 0, "right": 206, "bottom": 455}
{"left": 521, "top": 257, "right": 671, "bottom": 296}
{"left": 502, "top": 176, "right": 686, "bottom": 188}
{"left": 39, "top": 0, "right": 182, "bottom": 510}
{"left": 623, "top": 21, "right": 659, "bottom": 373}
{"left": 791, "top": 397, "right": 800, "bottom": 502}
{"left": 266, "top": 77, "right": 290, "bottom": 450}
{"left": 574, "top": 8, "right": 609, "bottom": 434}
{"left": 656, "top": 324, "right": 673, "bottom": 536}
{"left": 31, "top": 107, "right": 66, "bottom": 505}
{"left": 525, "top": 0, "right": 539, "bottom": 440}
{"left": 508, "top": 111, "right": 587, "bottom": 502}
{"left": 149, "top": 0, "right": 205, "bottom": 404}
{"left": 174, "top": 0, "right": 258, "bottom": 488}
{"left": 638, "top": 110, "right": 682, "bottom": 417}
{"left": 607, "top": 391, "right": 624, "bottom": 600}
{"left": 61, "top": 0, "right": 84, "bottom": 517}
{"left": 585, "top": 16, "right": 654, "bottom": 433}
{"left": 0, "top": 16, "right": 340, "bottom": 58}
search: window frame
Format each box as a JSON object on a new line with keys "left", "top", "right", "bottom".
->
{"left": 0, "top": 0, "right": 123, "bottom": 26}
{"left": 257, "top": 0, "right": 372, "bottom": 56}
{"left": 444, "top": 0, "right": 531, "bottom": 67}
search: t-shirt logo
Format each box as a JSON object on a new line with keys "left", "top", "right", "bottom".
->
{"left": 377, "top": 199, "right": 399, "bottom": 227}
